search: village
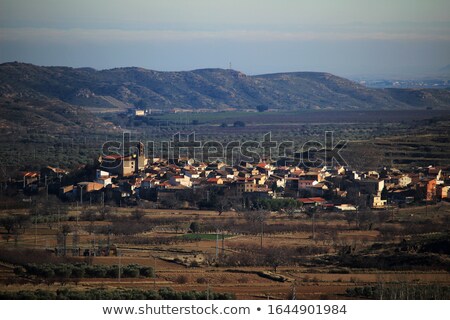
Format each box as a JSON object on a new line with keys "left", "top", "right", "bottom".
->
{"left": 10, "top": 140, "right": 450, "bottom": 214}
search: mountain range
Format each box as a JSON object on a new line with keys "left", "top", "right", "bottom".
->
{"left": 0, "top": 62, "right": 449, "bottom": 130}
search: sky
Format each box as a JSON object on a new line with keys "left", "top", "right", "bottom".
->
{"left": 1, "top": 0, "right": 450, "bottom": 78}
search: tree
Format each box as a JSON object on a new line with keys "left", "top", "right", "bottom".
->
{"left": 131, "top": 208, "right": 145, "bottom": 221}
{"left": 174, "top": 224, "right": 182, "bottom": 234}
{"left": 13, "top": 266, "right": 25, "bottom": 277}
{"left": 357, "top": 209, "right": 374, "bottom": 230}
{"left": 98, "top": 205, "right": 112, "bottom": 220}
{"left": 0, "top": 216, "right": 17, "bottom": 235}
{"left": 123, "top": 265, "right": 140, "bottom": 278}
{"left": 214, "top": 197, "right": 232, "bottom": 216}
{"left": 139, "top": 266, "right": 154, "bottom": 278}
{"left": 243, "top": 210, "right": 268, "bottom": 249}
{"left": 80, "top": 209, "right": 97, "bottom": 222}
{"left": 189, "top": 221, "right": 200, "bottom": 233}
{"left": 0, "top": 215, "right": 30, "bottom": 243}
{"left": 175, "top": 275, "right": 188, "bottom": 284}
{"left": 243, "top": 210, "right": 268, "bottom": 224}
{"left": 264, "top": 246, "right": 286, "bottom": 272}
{"left": 233, "top": 121, "right": 245, "bottom": 127}
{"left": 344, "top": 211, "right": 355, "bottom": 227}
{"left": 72, "top": 266, "right": 85, "bottom": 284}
{"left": 54, "top": 265, "right": 73, "bottom": 285}
{"left": 160, "top": 194, "right": 181, "bottom": 209}
{"left": 256, "top": 105, "right": 269, "bottom": 112}
{"left": 60, "top": 224, "right": 72, "bottom": 256}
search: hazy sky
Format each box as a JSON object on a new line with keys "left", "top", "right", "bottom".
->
{"left": 1, "top": 0, "right": 449, "bottom": 77}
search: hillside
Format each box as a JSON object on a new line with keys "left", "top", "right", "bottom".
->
{"left": 0, "top": 96, "right": 116, "bottom": 133}
{"left": 1, "top": 62, "right": 450, "bottom": 113}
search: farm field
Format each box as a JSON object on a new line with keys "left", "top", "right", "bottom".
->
{"left": 1, "top": 203, "right": 449, "bottom": 299}
{"left": 1, "top": 110, "right": 449, "bottom": 178}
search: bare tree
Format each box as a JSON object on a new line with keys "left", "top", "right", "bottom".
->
{"left": 264, "top": 246, "right": 286, "bottom": 272}
{"left": 60, "top": 224, "right": 71, "bottom": 256}
{"left": 243, "top": 210, "right": 268, "bottom": 249}
{"left": 131, "top": 208, "right": 145, "bottom": 221}
{"left": 0, "top": 215, "right": 30, "bottom": 244}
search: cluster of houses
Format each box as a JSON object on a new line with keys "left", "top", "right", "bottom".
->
{"left": 11, "top": 145, "right": 450, "bottom": 211}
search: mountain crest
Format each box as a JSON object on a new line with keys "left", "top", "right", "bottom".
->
{"left": 0, "top": 62, "right": 449, "bottom": 111}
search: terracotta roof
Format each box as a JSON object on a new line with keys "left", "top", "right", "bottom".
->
{"left": 308, "top": 197, "right": 326, "bottom": 202}
{"left": 298, "top": 198, "right": 315, "bottom": 204}
{"left": 256, "top": 162, "right": 268, "bottom": 168}
{"left": 23, "top": 172, "right": 39, "bottom": 178}
{"left": 103, "top": 154, "right": 123, "bottom": 160}
{"left": 298, "top": 197, "right": 326, "bottom": 203}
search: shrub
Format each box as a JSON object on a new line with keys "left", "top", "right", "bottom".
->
{"left": 106, "top": 266, "right": 121, "bottom": 278}
{"left": 123, "top": 265, "right": 140, "bottom": 278}
{"left": 85, "top": 265, "right": 107, "bottom": 278}
{"left": 175, "top": 275, "right": 188, "bottom": 284}
{"left": 139, "top": 266, "right": 154, "bottom": 278}
{"left": 189, "top": 222, "right": 200, "bottom": 233}
{"left": 13, "top": 266, "right": 25, "bottom": 276}
{"left": 41, "top": 267, "right": 55, "bottom": 279}
{"left": 196, "top": 277, "right": 208, "bottom": 284}
{"left": 71, "top": 266, "right": 85, "bottom": 279}
{"left": 0, "top": 288, "right": 236, "bottom": 300}
{"left": 238, "top": 276, "right": 249, "bottom": 283}
{"left": 54, "top": 265, "right": 73, "bottom": 279}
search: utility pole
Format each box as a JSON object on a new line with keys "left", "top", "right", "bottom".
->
{"left": 221, "top": 231, "right": 225, "bottom": 256}
{"left": 58, "top": 207, "right": 61, "bottom": 229}
{"left": 34, "top": 207, "right": 38, "bottom": 248}
{"left": 215, "top": 229, "right": 219, "bottom": 260}
{"left": 45, "top": 175, "right": 48, "bottom": 200}
{"left": 93, "top": 233, "right": 96, "bottom": 257}
{"left": 356, "top": 205, "right": 359, "bottom": 229}
{"left": 312, "top": 211, "right": 316, "bottom": 240}
{"left": 153, "top": 255, "right": 157, "bottom": 290}
{"left": 79, "top": 185, "right": 84, "bottom": 205}
{"left": 260, "top": 220, "right": 264, "bottom": 250}
{"left": 118, "top": 249, "right": 122, "bottom": 282}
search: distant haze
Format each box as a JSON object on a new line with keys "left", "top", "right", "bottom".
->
{"left": 1, "top": 0, "right": 450, "bottom": 77}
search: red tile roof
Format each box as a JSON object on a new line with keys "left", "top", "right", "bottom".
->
{"left": 298, "top": 197, "right": 326, "bottom": 204}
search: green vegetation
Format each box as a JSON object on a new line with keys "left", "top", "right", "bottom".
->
{"left": 181, "top": 233, "right": 233, "bottom": 241}
{"left": 19, "top": 263, "right": 154, "bottom": 280}
{"left": 346, "top": 283, "right": 450, "bottom": 300}
{"left": 255, "top": 198, "right": 299, "bottom": 211}
{"left": 0, "top": 287, "right": 235, "bottom": 300}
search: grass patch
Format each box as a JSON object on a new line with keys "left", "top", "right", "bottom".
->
{"left": 181, "top": 233, "right": 233, "bottom": 240}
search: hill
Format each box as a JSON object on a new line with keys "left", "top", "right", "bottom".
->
{"left": 1, "top": 62, "right": 450, "bottom": 114}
